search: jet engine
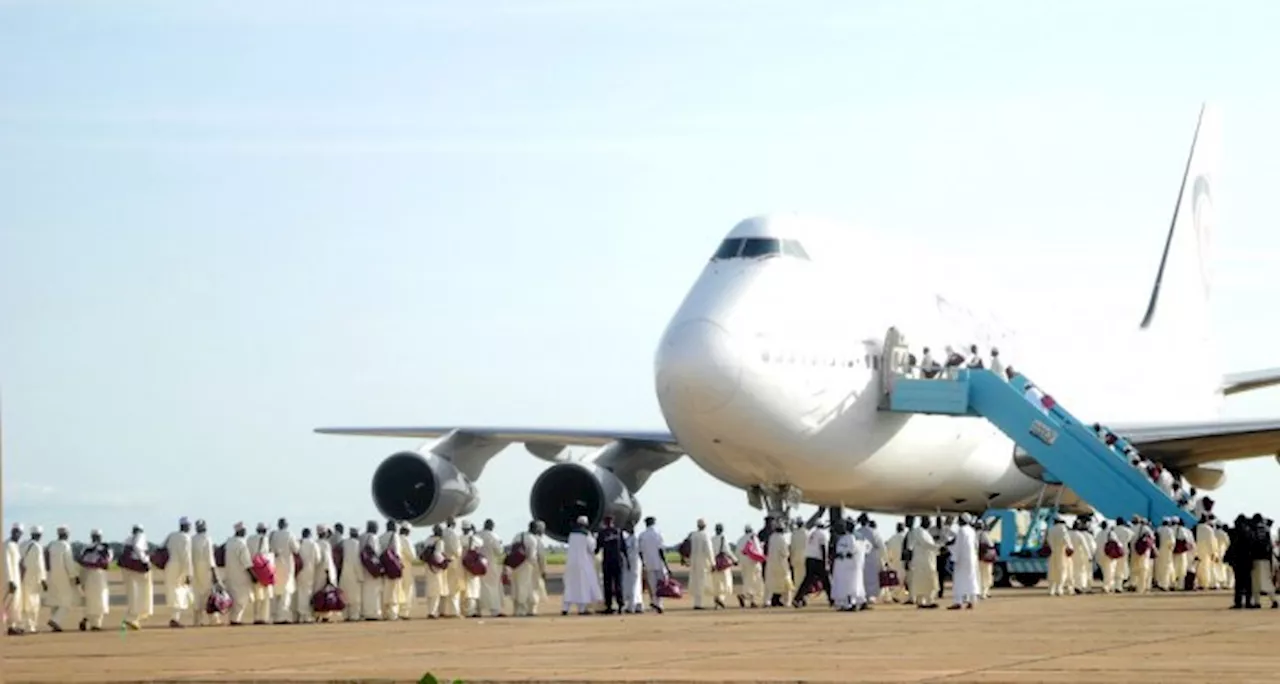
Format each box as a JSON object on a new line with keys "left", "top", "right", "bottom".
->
{"left": 529, "top": 461, "right": 641, "bottom": 543}
{"left": 370, "top": 450, "right": 479, "bottom": 527}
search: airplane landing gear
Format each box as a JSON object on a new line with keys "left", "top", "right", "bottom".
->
{"left": 748, "top": 484, "right": 803, "bottom": 521}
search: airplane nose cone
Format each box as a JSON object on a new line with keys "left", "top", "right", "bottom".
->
{"left": 655, "top": 318, "right": 742, "bottom": 415}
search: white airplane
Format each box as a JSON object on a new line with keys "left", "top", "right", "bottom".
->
{"left": 318, "top": 103, "right": 1280, "bottom": 542}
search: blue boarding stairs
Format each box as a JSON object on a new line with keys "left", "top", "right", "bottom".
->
{"left": 882, "top": 368, "right": 1198, "bottom": 529}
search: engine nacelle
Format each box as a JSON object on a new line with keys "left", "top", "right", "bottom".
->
{"left": 529, "top": 462, "right": 641, "bottom": 543}
{"left": 371, "top": 451, "right": 479, "bottom": 527}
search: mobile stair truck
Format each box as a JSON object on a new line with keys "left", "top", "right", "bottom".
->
{"left": 878, "top": 338, "right": 1196, "bottom": 588}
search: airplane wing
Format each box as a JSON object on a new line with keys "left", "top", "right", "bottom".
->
{"left": 1111, "top": 417, "right": 1280, "bottom": 469}
{"left": 316, "top": 425, "right": 684, "bottom": 492}
{"left": 1222, "top": 367, "right": 1280, "bottom": 395}
{"left": 314, "top": 426, "right": 682, "bottom": 453}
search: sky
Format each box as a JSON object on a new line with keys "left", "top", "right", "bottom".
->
{"left": 4, "top": 0, "right": 1280, "bottom": 545}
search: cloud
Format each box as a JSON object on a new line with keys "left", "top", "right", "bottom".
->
{"left": 2, "top": 480, "right": 170, "bottom": 510}
{"left": 2, "top": 481, "right": 56, "bottom": 504}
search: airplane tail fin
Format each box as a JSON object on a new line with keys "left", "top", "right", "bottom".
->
{"left": 1137, "top": 103, "right": 1222, "bottom": 397}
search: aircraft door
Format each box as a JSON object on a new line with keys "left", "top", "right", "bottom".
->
{"left": 877, "top": 326, "right": 910, "bottom": 404}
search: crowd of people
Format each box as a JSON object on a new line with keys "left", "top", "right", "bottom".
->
{"left": 3, "top": 500, "right": 1278, "bottom": 637}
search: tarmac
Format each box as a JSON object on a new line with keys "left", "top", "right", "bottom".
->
{"left": 5, "top": 582, "right": 1279, "bottom": 683}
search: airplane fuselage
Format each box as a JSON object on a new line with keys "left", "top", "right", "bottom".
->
{"left": 653, "top": 214, "right": 1224, "bottom": 514}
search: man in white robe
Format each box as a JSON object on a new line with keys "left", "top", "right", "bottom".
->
{"left": 1155, "top": 518, "right": 1177, "bottom": 590}
{"left": 1194, "top": 516, "right": 1219, "bottom": 590}
{"left": 561, "top": 516, "right": 602, "bottom": 615}
{"left": 477, "top": 519, "right": 505, "bottom": 617}
{"left": 831, "top": 522, "right": 855, "bottom": 610}
{"left": 441, "top": 518, "right": 464, "bottom": 617}
{"left": 458, "top": 522, "right": 481, "bottom": 617}
{"left": 162, "top": 517, "right": 195, "bottom": 628}
{"left": 4, "top": 525, "right": 24, "bottom": 635}
{"left": 686, "top": 519, "right": 714, "bottom": 610}
{"left": 787, "top": 519, "right": 807, "bottom": 606}
{"left": 223, "top": 523, "right": 255, "bottom": 625}
{"left": 1214, "top": 522, "right": 1232, "bottom": 589}
{"left": 906, "top": 517, "right": 940, "bottom": 608}
{"left": 421, "top": 526, "right": 449, "bottom": 618}
{"left": 1112, "top": 518, "right": 1135, "bottom": 590}
{"left": 622, "top": 525, "right": 644, "bottom": 613}
{"left": 331, "top": 523, "right": 345, "bottom": 550}
{"left": 832, "top": 521, "right": 870, "bottom": 611}
{"left": 765, "top": 521, "right": 792, "bottom": 607}
{"left": 313, "top": 526, "right": 339, "bottom": 622}
{"left": 855, "top": 517, "right": 886, "bottom": 602}
{"left": 17, "top": 525, "right": 47, "bottom": 633}
{"left": 339, "top": 528, "right": 363, "bottom": 621}
{"left": 1046, "top": 517, "right": 1073, "bottom": 596}
{"left": 79, "top": 530, "right": 112, "bottom": 631}
{"left": 848, "top": 519, "right": 874, "bottom": 610}
{"left": 296, "top": 528, "right": 321, "bottom": 623}
{"left": 1094, "top": 521, "right": 1120, "bottom": 594}
{"left": 191, "top": 520, "right": 218, "bottom": 626}
{"left": 884, "top": 522, "right": 908, "bottom": 603}
{"left": 1069, "top": 520, "right": 1094, "bottom": 594}
{"left": 708, "top": 523, "right": 735, "bottom": 609}
{"left": 734, "top": 525, "right": 763, "bottom": 608}
{"left": 947, "top": 514, "right": 981, "bottom": 609}
{"left": 121, "top": 525, "right": 153, "bottom": 630}
{"left": 377, "top": 520, "right": 404, "bottom": 620}
{"left": 45, "top": 526, "right": 79, "bottom": 632}
{"left": 976, "top": 521, "right": 996, "bottom": 599}
{"left": 358, "top": 521, "right": 383, "bottom": 620}
{"left": 1173, "top": 519, "right": 1196, "bottom": 589}
{"left": 269, "top": 518, "right": 300, "bottom": 623}
{"left": 638, "top": 516, "right": 668, "bottom": 614}
{"left": 1130, "top": 517, "right": 1156, "bottom": 593}
{"left": 510, "top": 521, "right": 545, "bottom": 617}
{"left": 245, "top": 523, "right": 275, "bottom": 624}
{"left": 398, "top": 525, "right": 418, "bottom": 618}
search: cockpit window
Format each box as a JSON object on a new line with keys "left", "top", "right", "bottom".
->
{"left": 711, "top": 236, "right": 809, "bottom": 261}
{"left": 713, "top": 238, "right": 744, "bottom": 260}
{"left": 740, "top": 238, "right": 781, "bottom": 258}
{"left": 782, "top": 239, "right": 810, "bottom": 260}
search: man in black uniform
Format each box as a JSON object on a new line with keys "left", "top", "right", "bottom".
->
{"left": 1226, "top": 514, "right": 1253, "bottom": 609}
{"left": 596, "top": 515, "right": 627, "bottom": 614}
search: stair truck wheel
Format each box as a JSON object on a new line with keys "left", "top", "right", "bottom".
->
{"left": 1013, "top": 573, "right": 1044, "bottom": 588}
{"left": 992, "top": 562, "right": 1011, "bottom": 588}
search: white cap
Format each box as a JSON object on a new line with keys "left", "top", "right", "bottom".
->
{"left": 959, "top": 513, "right": 974, "bottom": 525}
{"left": 90, "top": 529, "right": 103, "bottom": 537}
{"left": 31, "top": 525, "right": 43, "bottom": 534}
{"left": 576, "top": 515, "right": 588, "bottom": 526}
{"left": 10, "top": 523, "right": 22, "bottom": 533}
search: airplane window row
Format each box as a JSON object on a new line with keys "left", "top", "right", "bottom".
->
{"left": 760, "top": 350, "right": 881, "bottom": 370}
{"left": 711, "top": 237, "right": 810, "bottom": 261}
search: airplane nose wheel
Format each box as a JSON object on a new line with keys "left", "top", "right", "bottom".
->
{"left": 749, "top": 484, "right": 803, "bottom": 521}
